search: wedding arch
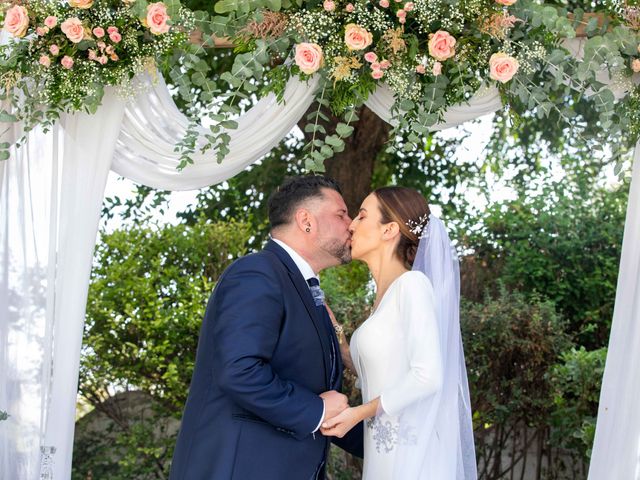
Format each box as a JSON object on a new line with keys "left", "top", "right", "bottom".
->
{"left": 1, "top": 1, "right": 639, "bottom": 479}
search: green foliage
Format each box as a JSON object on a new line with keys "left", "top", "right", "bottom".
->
{"left": 459, "top": 166, "right": 628, "bottom": 348}
{"left": 549, "top": 347, "right": 607, "bottom": 459}
{"left": 462, "top": 287, "right": 571, "bottom": 428}
{"left": 81, "top": 218, "right": 252, "bottom": 412}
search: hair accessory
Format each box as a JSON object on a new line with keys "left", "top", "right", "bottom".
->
{"left": 406, "top": 213, "right": 430, "bottom": 238}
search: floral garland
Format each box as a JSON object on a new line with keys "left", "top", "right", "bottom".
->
{"left": 201, "top": 0, "right": 639, "bottom": 170}
{"left": 0, "top": 0, "right": 193, "bottom": 159}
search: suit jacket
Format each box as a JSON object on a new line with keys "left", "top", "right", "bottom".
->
{"left": 170, "top": 240, "right": 363, "bottom": 480}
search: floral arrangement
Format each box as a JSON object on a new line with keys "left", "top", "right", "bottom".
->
{"left": 0, "top": 0, "right": 193, "bottom": 158}
{"left": 198, "top": 0, "right": 639, "bottom": 170}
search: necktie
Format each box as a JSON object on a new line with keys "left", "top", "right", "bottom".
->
{"left": 307, "top": 278, "right": 338, "bottom": 388}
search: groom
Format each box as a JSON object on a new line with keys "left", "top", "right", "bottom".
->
{"left": 170, "top": 176, "right": 363, "bottom": 479}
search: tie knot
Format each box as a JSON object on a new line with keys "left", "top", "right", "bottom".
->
{"left": 306, "top": 277, "right": 324, "bottom": 306}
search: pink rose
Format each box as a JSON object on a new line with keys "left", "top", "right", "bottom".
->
{"left": 428, "top": 30, "right": 456, "bottom": 61}
{"left": 39, "top": 55, "right": 51, "bottom": 67}
{"left": 415, "top": 64, "right": 425, "bottom": 74}
{"left": 69, "top": 0, "right": 94, "bottom": 8}
{"left": 379, "top": 59, "right": 390, "bottom": 69}
{"left": 145, "top": 2, "right": 170, "bottom": 35}
{"left": 632, "top": 59, "right": 640, "bottom": 73}
{"left": 404, "top": 2, "right": 414, "bottom": 10}
{"left": 98, "top": 55, "right": 108, "bottom": 65}
{"left": 379, "top": 0, "right": 389, "bottom": 7}
{"left": 3, "top": 5, "right": 29, "bottom": 38}
{"left": 344, "top": 23, "right": 373, "bottom": 51}
{"left": 323, "top": 0, "right": 335, "bottom": 11}
{"left": 397, "top": 9, "right": 406, "bottom": 18}
{"left": 294, "top": 42, "right": 323, "bottom": 75}
{"left": 107, "top": 26, "right": 118, "bottom": 34}
{"left": 61, "top": 17, "right": 84, "bottom": 43}
{"left": 93, "top": 27, "right": 105, "bottom": 37}
{"left": 345, "top": 3, "right": 354, "bottom": 12}
{"left": 50, "top": 44, "right": 60, "bottom": 55}
{"left": 109, "top": 31, "right": 121, "bottom": 43}
{"left": 88, "top": 49, "right": 97, "bottom": 60}
{"left": 97, "top": 41, "right": 106, "bottom": 49}
{"left": 44, "top": 16, "right": 57, "bottom": 28}
{"left": 371, "top": 62, "right": 380, "bottom": 70}
{"left": 36, "top": 27, "right": 48, "bottom": 36}
{"left": 489, "top": 52, "right": 519, "bottom": 83}
{"left": 432, "top": 61, "right": 442, "bottom": 76}
{"left": 371, "top": 69, "right": 384, "bottom": 80}
{"left": 105, "top": 45, "right": 114, "bottom": 54}
{"left": 364, "top": 52, "right": 377, "bottom": 63}
{"left": 495, "top": 0, "right": 517, "bottom": 5}
{"left": 61, "top": 55, "right": 74, "bottom": 69}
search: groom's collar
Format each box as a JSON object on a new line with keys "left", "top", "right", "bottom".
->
{"left": 270, "top": 238, "right": 318, "bottom": 283}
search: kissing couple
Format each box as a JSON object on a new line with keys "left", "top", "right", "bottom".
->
{"left": 170, "top": 175, "right": 477, "bottom": 480}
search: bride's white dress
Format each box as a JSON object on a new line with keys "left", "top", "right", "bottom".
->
{"left": 350, "top": 270, "right": 443, "bottom": 480}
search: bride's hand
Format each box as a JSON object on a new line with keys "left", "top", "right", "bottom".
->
{"left": 320, "top": 407, "right": 360, "bottom": 438}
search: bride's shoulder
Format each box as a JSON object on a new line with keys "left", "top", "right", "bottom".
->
{"left": 397, "top": 270, "right": 434, "bottom": 295}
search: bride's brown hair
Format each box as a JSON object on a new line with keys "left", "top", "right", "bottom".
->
{"left": 374, "top": 186, "right": 430, "bottom": 269}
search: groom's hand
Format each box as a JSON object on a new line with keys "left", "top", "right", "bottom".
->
{"left": 320, "top": 390, "right": 349, "bottom": 420}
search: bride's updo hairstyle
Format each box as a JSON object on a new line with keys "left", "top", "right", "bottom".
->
{"left": 374, "top": 186, "right": 430, "bottom": 269}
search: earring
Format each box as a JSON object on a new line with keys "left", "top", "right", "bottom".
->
{"left": 305, "top": 227, "right": 311, "bottom": 233}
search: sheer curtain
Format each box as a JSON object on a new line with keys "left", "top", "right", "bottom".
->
{"left": 0, "top": 37, "right": 639, "bottom": 479}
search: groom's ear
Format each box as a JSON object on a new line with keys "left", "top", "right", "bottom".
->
{"left": 294, "top": 208, "right": 312, "bottom": 232}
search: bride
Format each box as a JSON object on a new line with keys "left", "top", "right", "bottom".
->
{"left": 321, "top": 186, "right": 477, "bottom": 479}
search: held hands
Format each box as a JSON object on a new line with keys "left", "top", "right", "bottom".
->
{"left": 320, "top": 407, "right": 360, "bottom": 438}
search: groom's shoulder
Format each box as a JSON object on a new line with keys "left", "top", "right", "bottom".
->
{"left": 222, "top": 248, "right": 282, "bottom": 277}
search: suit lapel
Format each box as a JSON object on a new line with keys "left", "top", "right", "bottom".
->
{"left": 264, "top": 240, "right": 332, "bottom": 387}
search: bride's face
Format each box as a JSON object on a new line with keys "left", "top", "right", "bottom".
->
{"left": 349, "top": 194, "right": 386, "bottom": 261}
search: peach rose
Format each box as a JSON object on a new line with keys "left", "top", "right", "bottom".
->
{"left": 495, "top": 0, "right": 517, "bottom": 5}
{"left": 345, "top": 3, "right": 354, "bottom": 12}
{"left": 396, "top": 9, "right": 406, "bottom": 18}
{"left": 364, "top": 51, "right": 377, "bottom": 63}
{"left": 61, "top": 55, "right": 74, "bottom": 69}
{"left": 344, "top": 23, "right": 372, "bottom": 51}
{"left": 93, "top": 27, "right": 105, "bottom": 37}
{"left": 632, "top": 59, "right": 640, "bottom": 73}
{"left": 371, "top": 69, "right": 384, "bottom": 79}
{"left": 98, "top": 55, "right": 108, "bottom": 65}
{"left": 39, "top": 55, "right": 51, "bottom": 67}
{"left": 432, "top": 61, "right": 442, "bottom": 76}
{"left": 415, "top": 64, "right": 425, "bottom": 74}
{"left": 323, "top": 0, "right": 335, "bottom": 11}
{"left": 428, "top": 30, "right": 456, "bottom": 61}
{"left": 50, "top": 44, "right": 60, "bottom": 55}
{"left": 61, "top": 17, "right": 84, "bottom": 43}
{"left": 294, "top": 42, "right": 323, "bottom": 75}
{"left": 109, "top": 31, "right": 121, "bottom": 42}
{"left": 145, "top": 2, "right": 170, "bottom": 35}
{"left": 379, "top": 59, "right": 390, "bottom": 69}
{"left": 36, "top": 26, "right": 48, "bottom": 36}
{"left": 88, "top": 49, "right": 97, "bottom": 60}
{"left": 110, "top": 52, "right": 119, "bottom": 61}
{"left": 489, "top": 52, "right": 519, "bottom": 83}
{"left": 404, "top": 2, "right": 414, "bottom": 10}
{"left": 3, "top": 5, "right": 29, "bottom": 38}
{"left": 370, "top": 61, "right": 380, "bottom": 70}
{"left": 44, "top": 16, "right": 57, "bottom": 28}
{"left": 107, "top": 26, "right": 118, "bottom": 34}
{"left": 379, "top": 0, "right": 389, "bottom": 6}
{"left": 69, "top": 0, "right": 94, "bottom": 9}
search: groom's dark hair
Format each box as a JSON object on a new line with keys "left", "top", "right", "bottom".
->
{"left": 268, "top": 175, "right": 342, "bottom": 230}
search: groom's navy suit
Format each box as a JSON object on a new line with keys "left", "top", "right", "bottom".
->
{"left": 170, "top": 240, "right": 363, "bottom": 480}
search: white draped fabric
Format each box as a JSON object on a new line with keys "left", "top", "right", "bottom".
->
{"left": 0, "top": 37, "right": 637, "bottom": 480}
{"left": 587, "top": 142, "right": 640, "bottom": 480}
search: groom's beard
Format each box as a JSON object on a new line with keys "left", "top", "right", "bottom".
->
{"left": 322, "top": 238, "right": 352, "bottom": 265}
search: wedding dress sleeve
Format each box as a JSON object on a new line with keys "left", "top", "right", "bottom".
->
{"left": 379, "top": 271, "right": 444, "bottom": 416}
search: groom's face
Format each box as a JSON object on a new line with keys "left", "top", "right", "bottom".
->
{"left": 311, "top": 188, "right": 352, "bottom": 266}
